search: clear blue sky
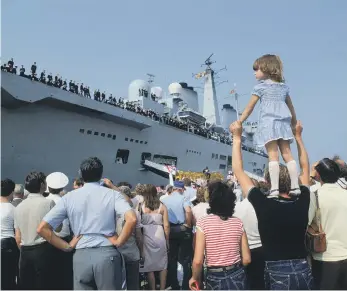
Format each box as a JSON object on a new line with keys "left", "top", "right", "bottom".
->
{"left": 2, "top": 0, "right": 347, "bottom": 163}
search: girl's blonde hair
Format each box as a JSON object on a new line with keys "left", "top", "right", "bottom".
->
{"left": 253, "top": 54, "right": 284, "bottom": 82}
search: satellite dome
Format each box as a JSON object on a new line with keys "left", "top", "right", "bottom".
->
{"left": 129, "top": 79, "right": 150, "bottom": 91}
{"left": 128, "top": 79, "right": 150, "bottom": 101}
{"left": 168, "top": 82, "right": 182, "bottom": 94}
{"left": 151, "top": 86, "right": 163, "bottom": 99}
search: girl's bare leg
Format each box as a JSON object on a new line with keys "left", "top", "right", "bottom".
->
{"left": 159, "top": 269, "right": 167, "bottom": 290}
{"left": 147, "top": 272, "right": 156, "bottom": 290}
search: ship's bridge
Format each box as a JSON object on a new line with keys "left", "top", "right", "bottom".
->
{"left": 177, "top": 109, "right": 206, "bottom": 125}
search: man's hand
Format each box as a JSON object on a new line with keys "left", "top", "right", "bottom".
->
{"left": 103, "top": 178, "right": 120, "bottom": 191}
{"left": 229, "top": 121, "right": 243, "bottom": 138}
{"left": 292, "top": 120, "right": 303, "bottom": 138}
{"left": 105, "top": 233, "right": 121, "bottom": 247}
{"left": 69, "top": 235, "right": 83, "bottom": 249}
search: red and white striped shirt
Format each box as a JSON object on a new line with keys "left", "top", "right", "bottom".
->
{"left": 196, "top": 214, "right": 244, "bottom": 267}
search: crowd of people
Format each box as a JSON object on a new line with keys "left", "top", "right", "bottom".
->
{"left": 1, "top": 58, "right": 267, "bottom": 158}
{"left": 1, "top": 120, "right": 346, "bottom": 290}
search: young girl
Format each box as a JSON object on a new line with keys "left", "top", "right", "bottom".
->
{"left": 238, "top": 54, "right": 300, "bottom": 197}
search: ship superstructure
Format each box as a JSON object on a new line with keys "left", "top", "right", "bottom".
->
{"left": 1, "top": 56, "right": 267, "bottom": 186}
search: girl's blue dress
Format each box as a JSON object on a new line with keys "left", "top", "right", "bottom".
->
{"left": 252, "top": 79, "right": 294, "bottom": 148}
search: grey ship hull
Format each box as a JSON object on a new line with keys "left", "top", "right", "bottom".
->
{"left": 1, "top": 72, "right": 267, "bottom": 186}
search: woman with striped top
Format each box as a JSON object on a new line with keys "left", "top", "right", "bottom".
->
{"left": 189, "top": 181, "right": 251, "bottom": 290}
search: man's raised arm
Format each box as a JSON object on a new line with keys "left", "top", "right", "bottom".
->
{"left": 294, "top": 121, "right": 310, "bottom": 186}
{"left": 230, "top": 121, "right": 254, "bottom": 197}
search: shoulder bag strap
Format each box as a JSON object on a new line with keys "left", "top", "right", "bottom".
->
{"left": 314, "top": 190, "right": 323, "bottom": 232}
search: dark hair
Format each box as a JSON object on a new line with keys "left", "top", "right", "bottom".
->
{"left": 143, "top": 184, "right": 160, "bottom": 211}
{"left": 183, "top": 178, "right": 192, "bottom": 187}
{"left": 207, "top": 181, "right": 236, "bottom": 220}
{"left": 48, "top": 187, "right": 63, "bottom": 195}
{"left": 1, "top": 179, "right": 15, "bottom": 197}
{"left": 25, "top": 171, "right": 46, "bottom": 193}
{"left": 315, "top": 158, "right": 341, "bottom": 184}
{"left": 74, "top": 177, "right": 84, "bottom": 187}
{"left": 80, "top": 157, "right": 103, "bottom": 182}
{"left": 339, "top": 164, "right": 347, "bottom": 179}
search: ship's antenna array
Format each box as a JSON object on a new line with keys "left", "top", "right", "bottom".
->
{"left": 147, "top": 73, "right": 155, "bottom": 85}
{"left": 192, "top": 53, "right": 228, "bottom": 84}
{"left": 202, "top": 53, "right": 215, "bottom": 68}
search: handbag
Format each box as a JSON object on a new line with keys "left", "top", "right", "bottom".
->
{"left": 305, "top": 191, "right": 327, "bottom": 253}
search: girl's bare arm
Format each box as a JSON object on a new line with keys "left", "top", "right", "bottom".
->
{"left": 285, "top": 95, "right": 297, "bottom": 125}
{"left": 239, "top": 95, "right": 260, "bottom": 123}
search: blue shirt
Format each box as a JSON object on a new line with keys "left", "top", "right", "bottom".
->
{"left": 43, "top": 182, "right": 132, "bottom": 249}
{"left": 183, "top": 186, "right": 197, "bottom": 204}
{"left": 161, "top": 191, "right": 190, "bottom": 224}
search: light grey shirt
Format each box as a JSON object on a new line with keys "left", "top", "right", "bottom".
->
{"left": 43, "top": 182, "right": 132, "bottom": 249}
{"left": 14, "top": 193, "right": 55, "bottom": 246}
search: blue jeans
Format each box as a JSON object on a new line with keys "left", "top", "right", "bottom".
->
{"left": 264, "top": 259, "right": 313, "bottom": 290}
{"left": 206, "top": 263, "right": 247, "bottom": 290}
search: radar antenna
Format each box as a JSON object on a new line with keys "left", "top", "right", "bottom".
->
{"left": 202, "top": 53, "right": 216, "bottom": 68}
{"left": 147, "top": 73, "right": 155, "bottom": 85}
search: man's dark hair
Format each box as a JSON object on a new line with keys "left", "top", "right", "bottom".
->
{"left": 183, "top": 178, "right": 192, "bottom": 187}
{"left": 207, "top": 181, "right": 236, "bottom": 220}
{"left": 315, "top": 158, "right": 341, "bottom": 184}
{"left": 74, "top": 177, "right": 84, "bottom": 187}
{"left": 339, "top": 164, "right": 347, "bottom": 179}
{"left": 79, "top": 157, "right": 103, "bottom": 182}
{"left": 1, "top": 179, "right": 15, "bottom": 197}
{"left": 25, "top": 171, "right": 46, "bottom": 193}
{"left": 48, "top": 187, "right": 63, "bottom": 195}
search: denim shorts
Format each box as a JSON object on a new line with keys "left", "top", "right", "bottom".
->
{"left": 205, "top": 263, "right": 247, "bottom": 290}
{"left": 264, "top": 258, "right": 313, "bottom": 290}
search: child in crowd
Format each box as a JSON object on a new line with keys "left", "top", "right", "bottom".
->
{"left": 235, "top": 54, "right": 300, "bottom": 197}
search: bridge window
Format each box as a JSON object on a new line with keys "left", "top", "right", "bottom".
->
{"left": 130, "top": 139, "right": 134, "bottom": 142}
{"left": 107, "top": 134, "right": 112, "bottom": 138}
{"left": 125, "top": 137, "right": 129, "bottom": 141}
{"left": 94, "top": 132, "right": 99, "bottom": 136}
{"left": 219, "top": 164, "right": 226, "bottom": 170}
{"left": 135, "top": 140, "right": 139, "bottom": 143}
{"left": 115, "top": 149, "right": 129, "bottom": 164}
{"left": 112, "top": 135, "right": 116, "bottom": 140}
{"left": 79, "top": 129, "right": 85, "bottom": 133}
{"left": 101, "top": 133, "right": 105, "bottom": 137}
{"left": 140, "top": 141, "right": 143, "bottom": 144}
{"left": 153, "top": 154, "right": 177, "bottom": 166}
{"left": 220, "top": 155, "right": 227, "bottom": 160}
{"left": 87, "top": 130, "right": 92, "bottom": 135}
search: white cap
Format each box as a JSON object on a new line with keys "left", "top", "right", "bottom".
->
{"left": 46, "top": 172, "right": 69, "bottom": 190}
